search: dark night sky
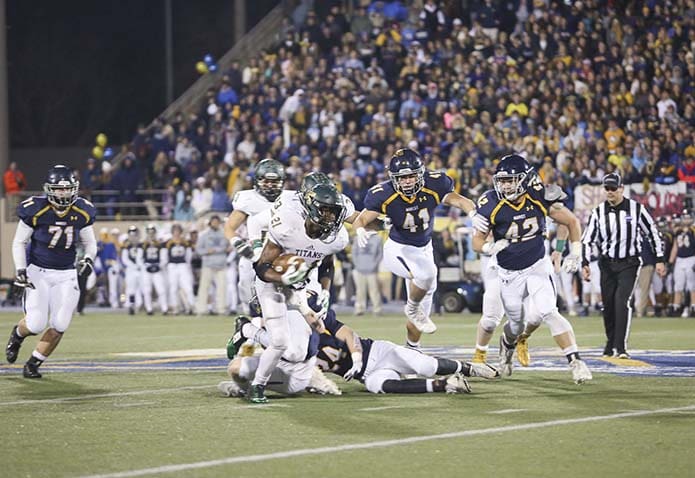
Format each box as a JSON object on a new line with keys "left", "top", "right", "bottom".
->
{"left": 7, "top": 0, "right": 278, "bottom": 148}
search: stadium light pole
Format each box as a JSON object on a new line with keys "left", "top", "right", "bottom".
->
{"left": 164, "top": 0, "right": 174, "bottom": 106}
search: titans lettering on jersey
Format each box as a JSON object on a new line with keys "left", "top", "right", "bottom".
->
{"left": 675, "top": 228, "right": 695, "bottom": 258}
{"left": 364, "top": 171, "right": 454, "bottom": 247}
{"left": 313, "top": 310, "right": 372, "bottom": 380}
{"left": 17, "top": 196, "right": 96, "bottom": 270}
{"left": 477, "top": 183, "right": 556, "bottom": 270}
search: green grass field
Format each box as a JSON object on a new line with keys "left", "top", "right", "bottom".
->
{"left": 1, "top": 310, "right": 694, "bottom": 478}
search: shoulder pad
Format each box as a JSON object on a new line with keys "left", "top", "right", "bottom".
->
{"left": 72, "top": 197, "right": 97, "bottom": 225}
{"left": 16, "top": 196, "right": 49, "bottom": 224}
{"left": 543, "top": 184, "right": 567, "bottom": 202}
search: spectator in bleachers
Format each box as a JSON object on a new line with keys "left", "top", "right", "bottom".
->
{"left": 3, "top": 161, "right": 26, "bottom": 196}
{"left": 191, "top": 177, "right": 212, "bottom": 218}
{"left": 111, "top": 154, "right": 142, "bottom": 217}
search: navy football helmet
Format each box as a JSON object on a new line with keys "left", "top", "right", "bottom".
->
{"left": 388, "top": 148, "right": 425, "bottom": 197}
{"left": 44, "top": 165, "right": 79, "bottom": 208}
{"left": 493, "top": 154, "right": 534, "bottom": 201}
{"left": 300, "top": 183, "right": 347, "bottom": 242}
{"left": 681, "top": 209, "right": 693, "bottom": 227}
{"left": 254, "top": 158, "right": 286, "bottom": 202}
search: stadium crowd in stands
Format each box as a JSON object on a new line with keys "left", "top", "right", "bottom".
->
{"left": 84, "top": 0, "right": 695, "bottom": 217}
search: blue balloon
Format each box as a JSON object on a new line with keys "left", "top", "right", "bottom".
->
{"left": 204, "top": 54, "right": 214, "bottom": 66}
{"left": 209, "top": 63, "right": 218, "bottom": 72}
{"left": 103, "top": 147, "right": 114, "bottom": 158}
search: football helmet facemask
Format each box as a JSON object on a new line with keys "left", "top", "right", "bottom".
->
{"left": 493, "top": 154, "right": 534, "bottom": 202}
{"left": 44, "top": 165, "right": 79, "bottom": 209}
{"left": 300, "top": 183, "right": 347, "bottom": 242}
{"left": 388, "top": 148, "right": 425, "bottom": 198}
{"left": 254, "top": 158, "right": 286, "bottom": 202}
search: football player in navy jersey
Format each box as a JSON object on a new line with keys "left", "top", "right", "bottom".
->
{"left": 221, "top": 293, "right": 498, "bottom": 398}
{"left": 669, "top": 210, "right": 695, "bottom": 317}
{"left": 5, "top": 165, "right": 97, "bottom": 378}
{"left": 352, "top": 148, "right": 486, "bottom": 350}
{"left": 472, "top": 154, "right": 592, "bottom": 384}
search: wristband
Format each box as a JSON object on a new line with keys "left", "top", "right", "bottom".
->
{"left": 555, "top": 239, "right": 566, "bottom": 252}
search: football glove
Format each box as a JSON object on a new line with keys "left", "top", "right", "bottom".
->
{"left": 281, "top": 261, "right": 309, "bottom": 286}
{"left": 562, "top": 242, "right": 582, "bottom": 273}
{"left": 481, "top": 238, "right": 509, "bottom": 256}
{"left": 355, "top": 227, "right": 376, "bottom": 248}
{"left": 231, "top": 236, "right": 253, "bottom": 259}
{"left": 468, "top": 210, "right": 489, "bottom": 234}
{"left": 13, "top": 268, "right": 35, "bottom": 289}
{"left": 343, "top": 352, "right": 363, "bottom": 381}
{"left": 77, "top": 257, "right": 94, "bottom": 281}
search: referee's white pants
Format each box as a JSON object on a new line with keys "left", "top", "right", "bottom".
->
{"left": 382, "top": 238, "right": 437, "bottom": 317}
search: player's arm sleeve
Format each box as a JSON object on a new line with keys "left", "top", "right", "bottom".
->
{"left": 431, "top": 173, "right": 455, "bottom": 202}
{"left": 161, "top": 245, "right": 169, "bottom": 266}
{"left": 638, "top": 205, "right": 664, "bottom": 260}
{"left": 475, "top": 192, "right": 495, "bottom": 229}
{"left": 186, "top": 245, "right": 193, "bottom": 264}
{"left": 79, "top": 225, "right": 98, "bottom": 261}
{"left": 12, "top": 221, "right": 33, "bottom": 271}
{"left": 121, "top": 247, "right": 133, "bottom": 267}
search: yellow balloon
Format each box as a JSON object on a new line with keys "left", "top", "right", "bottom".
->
{"left": 96, "top": 133, "right": 108, "bottom": 147}
{"left": 92, "top": 146, "right": 104, "bottom": 159}
{"left": 195, "top": 61, "right": 209, "bottom": 74}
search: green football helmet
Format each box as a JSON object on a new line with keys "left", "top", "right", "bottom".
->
{"left": 300, "top": 183, "right": 347, "bottom": 242}
{"left": 299, "top": 171, "right": 331, "bottom": 200}
{"left": 254, "top": 158, "right": 286, "bottom": 202}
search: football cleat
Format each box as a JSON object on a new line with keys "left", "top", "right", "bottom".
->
{"left": 498, "top": 336, "right": 515, "bottom": 377}
{"left": 445, "top": 374, "right": 472, "bottom": 394}
{"left": 569, "top": 359, "right": 592, "bottom": 384}
{"left": 516, "top": 336, "right": 530, "bottom": 367}
{"left": 472, "top": 349, "right": 487, "bottom": 364}
{"left": 616, "top": 351, "right": 631, "bottom": 359}
{"left": 248, "top": 384, "right": 268, "bottom": 404}
{"left": 5, "top": 326, "right": 24, "bottom": 364}
{"left": 23, "top": 362, "right": 42, "bottom": 379}
{"left": 306, "top": 367, "right": 342, "bottom": 396}
{"left": 217, "top": 380, "right": 246, "bottom": 398}
{"left": 602, "top": 344, "right": 614, "bottom": 357}
{"left": 465, "top": 361, "right": 500, "bottom": 379}
{"left": 404, "top": 305, "right": 437, "bottom": 334}
{"left": 226, "top": 316, "right": 251, "bottom": 360}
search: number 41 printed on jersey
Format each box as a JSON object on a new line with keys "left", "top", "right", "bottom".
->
{"left": 402, "top": 209, "right": 430, "bottom": 233}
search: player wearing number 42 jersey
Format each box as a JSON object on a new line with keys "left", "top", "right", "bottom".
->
{"left": 472, "top": 154, "right": 591, "bottom": 384}
{"left": 6, "top": 165, "right": 97, "bottom": 378}
{"left": 353, "top": 148, "right": 485, "bottom": 350}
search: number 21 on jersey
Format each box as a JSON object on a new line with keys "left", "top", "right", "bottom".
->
{"left": 403, "top": 209, "right": 430, "bottom": 233}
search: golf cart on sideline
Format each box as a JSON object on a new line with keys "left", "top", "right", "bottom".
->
{"left": 437, "top": 226, "right": 483, "bottom": 313}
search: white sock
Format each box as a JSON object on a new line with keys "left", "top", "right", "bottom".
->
{"left": 32, "top": 350, "right": 47, "bottom": 361}
{"left": 475, "top": 344, "right": 489, "bottom": 351}
{"left": 562, "top": 344, "right": 578, "bottom": 356}
{"left": 425, "top": 379, "right": 434, "bottom": 393}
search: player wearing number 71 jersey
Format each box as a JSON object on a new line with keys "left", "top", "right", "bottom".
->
{"left": 5, "top": 165, "right": 97, "bottom": 379}
{"left": 353, "top": 148, "right": 484, "bottom": 350}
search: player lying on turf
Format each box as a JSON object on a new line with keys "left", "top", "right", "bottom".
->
{"left": 218, "top": 292, "right": 499, "bottom": 399}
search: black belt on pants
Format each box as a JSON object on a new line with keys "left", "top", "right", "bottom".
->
{"left": 599, "top": 256, "right": 640, "bottom": 264}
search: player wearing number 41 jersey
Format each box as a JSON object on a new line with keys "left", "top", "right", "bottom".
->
{"left": 353, "top": 148, "right": 484, "bottom": 350}
{"left": 5, "top": 165, "right": 97, "bottom": 379}
{"left": 472, "top": 154, "right": 591, "bottom": 384}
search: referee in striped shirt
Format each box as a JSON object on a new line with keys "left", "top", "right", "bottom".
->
{"left": 581, "top": 173, "right": 666, "bottom": 359}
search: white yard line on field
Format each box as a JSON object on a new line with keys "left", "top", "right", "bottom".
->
{"left": 78, "top": 404, "right": 695, "bottom": 478}
{"left": 358, "top": 405, "right": 407, "bottom": 412}
{"left": 487, "top": 408, "right": 528, "bottom": 414}
{"left": 0, "top": 385, "right": 215, "bottom": 406}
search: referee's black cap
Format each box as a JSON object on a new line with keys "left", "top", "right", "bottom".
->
{"left": 603, "top": 173, "right": 622, "bottom": 188}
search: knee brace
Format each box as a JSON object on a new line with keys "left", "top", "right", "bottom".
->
{"left": 503, "top": 319, "right": 524, "bottom": 341}
{"left": 544, "top": 311, "right": 573, "bottom": 337}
